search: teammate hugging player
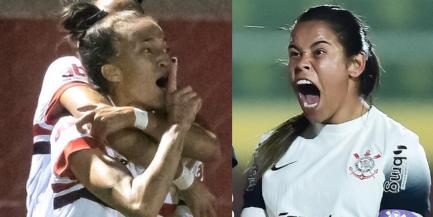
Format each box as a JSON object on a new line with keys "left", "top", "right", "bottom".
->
{"left": 26, "top": 1, "right": 220, "bottom": 217}
{"left": 241, "top": 5, "right": 430, "bottom": 217}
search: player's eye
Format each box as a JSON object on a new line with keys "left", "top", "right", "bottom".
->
{"left": 289, "top": 49, "right": 300, "bottom": 58}
{"left": 313, "top": 48, "right": 326, "bottom": 57}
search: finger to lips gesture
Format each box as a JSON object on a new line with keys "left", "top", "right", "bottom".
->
{"left": 166, "top": 57, "right": 202, "bottom": 131}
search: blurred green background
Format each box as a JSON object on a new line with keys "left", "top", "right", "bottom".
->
{"left": 232, "top": 0, "right": 433, "bottom": 215}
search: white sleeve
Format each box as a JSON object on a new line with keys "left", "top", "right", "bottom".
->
{"left": 34, "top": 56, "right": 94, "bottom": 125}
{"left": 34, "top": 56, "right": 98, "bottom": 127}
{"left": 241, "top": 207, "right": 267, "bottom": 217}
{"left": 40, "top": 56, "right": 91, "bottom": 102}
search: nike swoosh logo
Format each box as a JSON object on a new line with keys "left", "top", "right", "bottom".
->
{"left": 271, "top": 161, "right": 297, "bottom": 171}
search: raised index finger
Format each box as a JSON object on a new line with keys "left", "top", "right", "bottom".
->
{"left": 168, "top": 57, "right": 178, "bottom": 93}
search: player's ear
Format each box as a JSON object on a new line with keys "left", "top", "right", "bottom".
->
{"left": 101, "top": 64, "right": 123, "bottom": 82}
{"left": 348, "top": 52, "right": 366, "bottom": 78}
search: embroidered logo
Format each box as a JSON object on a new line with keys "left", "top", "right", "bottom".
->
{"left": 349, "top": 149, "right": 381, "bottom": 180}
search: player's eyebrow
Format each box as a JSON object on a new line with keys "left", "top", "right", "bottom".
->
{"left": 141, "top": 37, "right": 154, "bottom": 42}
{"left": 288, "top": 44, "right": 299, "bottom": 50}
{"left": 288, "top": 40, "right": 331, "bottom": 50}
{"left": 311, "top": 40, "right": 331, "bottom": 47}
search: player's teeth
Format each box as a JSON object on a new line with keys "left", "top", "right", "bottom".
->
{"left": 304, "top": 102, "right": 318, "bottom": 108}
{"left": 296, "top": 79, "right": 312, "bottom": 85}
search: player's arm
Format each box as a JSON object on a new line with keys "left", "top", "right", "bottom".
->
{"left": 241, "top": 178, "right": 267, "bottom": 217}
{"left": 60, "top": 86, "right": 221, "bottom": 162}
{"left": 60, "top": 57, "right": 221, "bottom": 162}
{"left": 61, "top": 82, "right": 202, "bottom": 217}
{"left": 70, "top": 125, "right": 185, "bottom": 217}
{"left": 379, "top": 132, "right": 431, "bottom": 217}
{"left": 241, "top": 164, "right": 267, "bottom": 217}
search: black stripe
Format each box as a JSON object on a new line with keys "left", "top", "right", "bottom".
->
{"left": 53, "top": 188, "right": 110, "bottom": 209}
{"left": 33, "top": 141, "right": 50, "bottom": 154}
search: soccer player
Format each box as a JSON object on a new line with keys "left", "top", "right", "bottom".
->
{"left": 27, "top": 0, "right": 220, "bottom": 216}
{"left": 241, "top": 5, "right": 431, "bottom": 217}
{"left": 46, "top": 2, "right": 216, "bottom": 216}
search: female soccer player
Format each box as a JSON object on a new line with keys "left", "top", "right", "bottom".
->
{"left": 27, "top": 1, "right": 219, "bottom": 217}
{"left": 241, "top": 5, "right": 430, "bottom": 217}
{"left": 44, "top": 2, "right": 216, "bottom": 216}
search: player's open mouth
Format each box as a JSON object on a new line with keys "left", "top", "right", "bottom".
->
{"left": 156, "top": 76, "right": 168, "bottom": 89}
{"left": 297, "top": 79, "right": 320, "bottom": 109}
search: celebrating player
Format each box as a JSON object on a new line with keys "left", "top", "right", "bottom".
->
{"left": 241, "top": 5, "right": 430, "bottom": 217}
{"left": 26, "top": 1, "right": 220, "bottom": 217}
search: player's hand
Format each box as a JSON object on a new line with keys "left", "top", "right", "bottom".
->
{"left": 165, "top": 57, "right": 202, "bottom": 132}
{"left": 180, "top": 181, "right": 217, "bottom": 217}
{"left": 75, "top": 104, "right": 136, "bottom": 146}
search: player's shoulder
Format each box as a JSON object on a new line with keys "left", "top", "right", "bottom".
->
{"left": 370, "top": 106, "right": 419, "bottom": 144}
{"left": 45, "top": 56, "right": 83, "bottom": 77}
{"left": 48, "top": 56, "right": 81, "bottom": 70}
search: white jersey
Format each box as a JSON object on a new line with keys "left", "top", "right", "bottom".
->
{"left": 27, "top": 56, "right": 91, "bottom": 217}
{"left": 242, "top": 106, "right": 431, "bottom": 217}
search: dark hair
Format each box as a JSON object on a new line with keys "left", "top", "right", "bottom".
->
{"left": 62, "top": 2, "right": 139, "bottom": 94}
{"left": 294, "top": 5, "right": 380, "bottom": 101}
{"left": 246, "top": 5, "right": 380, "bottom": 183}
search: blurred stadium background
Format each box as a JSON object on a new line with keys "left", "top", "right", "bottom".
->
{"left": 0, "top": 0, "right": 231, "bottom": 216}
{"left": 232, "top": 0, "right": 433, "bottom": 216}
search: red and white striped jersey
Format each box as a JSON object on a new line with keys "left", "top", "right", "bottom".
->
{"left": 49, "top": 116, "right": 179, "bottom": 217}
{"left": 26, "top": 56, "right": 182, "bottom": 217}
{"left": 27, "top": 56, "right": 185, "bottom": 217}
{"left": 26, "top": 56, "right": 91, "bottom": 217}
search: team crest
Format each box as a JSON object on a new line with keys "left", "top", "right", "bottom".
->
{"left": 349, "top": 149, "right": 381, "bottom": 180}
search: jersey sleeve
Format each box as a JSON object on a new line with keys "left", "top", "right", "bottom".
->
{"left": 240, "top": 132, "right": 275, "bottom": 216}
{"left": 50, "top": 116, "right": 98, "bottom": 179}
{"left": 380, "top": 131, "right": 431, "bottom": 217}
{"left": 37, "top": 56, "right": 94, "bottom": 125}
{"left": 242, "top": 163, "right": 267, "bottom": 217}
{"left": 241, "top": 177, "right": 267, "bottom": 217}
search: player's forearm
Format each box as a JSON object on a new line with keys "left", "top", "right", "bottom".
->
{"left": 145, "top": 115, "right": 221, "bottom": 161}
{"left": 107, "top": 128, "right": 184, "bottom": 180}
{"left": 182, "top": 123, "right": 221, "bottom": 161}
{"left": 126, "top": 125, "right": 186, "bottom": 217}
{"left": 60, "top": 85, "right": 109, "bottom": 117}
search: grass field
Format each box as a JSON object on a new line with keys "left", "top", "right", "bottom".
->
{"left": 233, "top": 99, "right": 433, "bottom": 168}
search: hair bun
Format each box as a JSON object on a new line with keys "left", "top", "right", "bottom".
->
{"left": 62, "top": 2, "right": 108, "bottom": 42}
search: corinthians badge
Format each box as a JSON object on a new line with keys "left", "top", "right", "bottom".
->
{"left": 349, "top": 149, "right": 381, "bottom": 180}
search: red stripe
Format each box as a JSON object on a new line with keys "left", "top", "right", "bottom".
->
{"left": 45, "top": 81, "right": 89, "bottom": 125}
{"left": 32, "top": 124, "right": 52, "bottom": 136}
{"left": 159, "top": 203, "right": 177, "bottom": 217}
{"left": 54, "top": 137, "right": 97, "bottom": 179}
{"left": 52, "top": 181, "right": 78, "bottom": 193}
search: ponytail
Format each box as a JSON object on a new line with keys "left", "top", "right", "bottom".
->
{"left": 246, "top": 114, "right": 309, "bottom": 185}
{"left": 62, "top": 2, "right": 108, "bottom": 45}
